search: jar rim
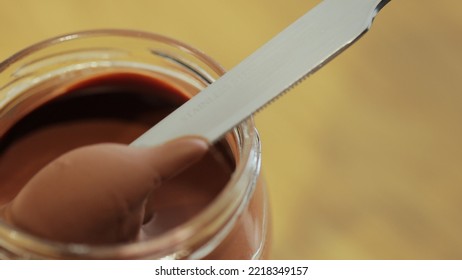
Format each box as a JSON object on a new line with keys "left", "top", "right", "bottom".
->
{"left": 0, "top": 29, "right": 261, "bottom": 259}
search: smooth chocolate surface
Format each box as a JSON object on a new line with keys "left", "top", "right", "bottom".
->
{"left": 0, "top": 72, "right": 235, "bottom": 244}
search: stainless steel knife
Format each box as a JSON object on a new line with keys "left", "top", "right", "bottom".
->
{"left": 131, "top": 0, "right": 390, "bottom": 147}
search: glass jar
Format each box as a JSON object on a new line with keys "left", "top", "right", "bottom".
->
{"left": 0, "top": 29, "right": 270, "bottom": 259}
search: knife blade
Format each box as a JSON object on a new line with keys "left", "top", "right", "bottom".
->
{"left": 131, "top": 0, "right": 390, "bottom": 147}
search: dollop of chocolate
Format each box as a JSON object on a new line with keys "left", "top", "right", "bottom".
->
{"left": 1, "top": 138, "right": 208, "bottom": 244}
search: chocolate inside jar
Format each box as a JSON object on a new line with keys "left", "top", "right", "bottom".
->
{"left": 0, "top": 71, "right": 236, "bottom": 243}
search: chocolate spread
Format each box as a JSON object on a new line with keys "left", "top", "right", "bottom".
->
{"left": 0, "top": 72, "right": 235, "bottom": 244}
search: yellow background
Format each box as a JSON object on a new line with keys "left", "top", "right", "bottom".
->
{"left": 1, "top": 1, "right": 461, "bottom": 259}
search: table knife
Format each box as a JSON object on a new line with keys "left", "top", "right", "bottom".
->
{"left": 132, "top": 0, "right": 390, "bottom": 147}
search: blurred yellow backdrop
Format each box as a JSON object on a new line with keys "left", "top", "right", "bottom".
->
{"left": 1, "top": 0, "right": 461, "bottom": 259}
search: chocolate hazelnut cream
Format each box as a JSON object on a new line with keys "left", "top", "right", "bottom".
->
{"left": 0, "top": 72, "right": 237, "bottom": 247}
